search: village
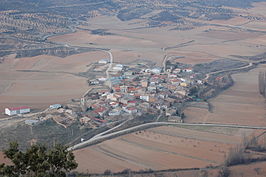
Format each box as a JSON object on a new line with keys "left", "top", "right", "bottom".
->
{"left": 3, "top": 56, "right": 208, "bottom": 130}
{"left": 82, "top": 58, "right": 205, "bottom": 124}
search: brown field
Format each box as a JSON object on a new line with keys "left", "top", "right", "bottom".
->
{"left": 228, "top": 161, "right": 266, "bottom": 177}
{"left": 49, "top": 8, "right": 266, "bottom": 66}
{"left": 74, "top": 126, "right": 253, "bottom": 173}
{"left": 0, "top": 51, "right": 107, "bottom": 114}
{"left": 185, "top": 64, "right": 266, "bottom": 126}
{"left": 102, "top": 161, "right": 266, "bottom": 177}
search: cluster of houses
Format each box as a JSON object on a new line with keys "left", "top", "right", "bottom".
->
{"left": 83, "top": 60, "right": 204, "bottom": 124}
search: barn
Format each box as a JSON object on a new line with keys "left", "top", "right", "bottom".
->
{"left": 5, "top": 106, "right": 31, "bottom": 116}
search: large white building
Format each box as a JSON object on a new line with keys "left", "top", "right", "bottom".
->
{"left": 5, "top": 106, "right": 30, "bottom": 116}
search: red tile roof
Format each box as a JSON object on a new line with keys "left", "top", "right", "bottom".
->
{"left": 94, "top": 107, "right": 107, "bottom": 113}
{"left": 127, "top": 107, "right": 137, "bottom": 111}
{"left": 8, "top": 106, "right": 30, "bottom": 111}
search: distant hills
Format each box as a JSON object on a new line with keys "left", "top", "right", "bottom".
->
{"left": 1, "top": 0, "right": 266, "bottom": 58}
{"left": 1, "top": 0, "right": 266, "bottom": 22}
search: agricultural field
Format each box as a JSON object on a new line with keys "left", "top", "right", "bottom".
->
{"left": 74, "top": 126, "right": 253, "bottom": 173}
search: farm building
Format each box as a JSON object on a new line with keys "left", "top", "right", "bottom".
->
{"left": 5, "top": 106, "right": 30, "bottom": 116}
{"left": 49, "top": 104, "right": 62, "bottom": 109}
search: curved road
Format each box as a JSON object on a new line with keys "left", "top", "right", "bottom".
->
{"left": 68, "top": 122, "right": 266, "bottom": 151}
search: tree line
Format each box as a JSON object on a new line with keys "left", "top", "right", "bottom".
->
{"left": 258, "top": 71, "right": 266, "bottom": 98}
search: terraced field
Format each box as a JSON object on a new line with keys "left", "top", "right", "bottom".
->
{"left": 74, "top": 126, "right": 254, "bottom": 173}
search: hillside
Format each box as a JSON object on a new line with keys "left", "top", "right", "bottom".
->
{"left": 1, "top": 0, "right": 266, "bottom": 58}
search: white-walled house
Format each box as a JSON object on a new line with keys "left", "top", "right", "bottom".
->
{"left": 49, "top": 104, "right": 62, "bottom": 109}
{"left": 5, "top": 106, "right": 30, "bottom": 116}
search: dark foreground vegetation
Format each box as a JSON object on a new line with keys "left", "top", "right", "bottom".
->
{"left": 0, "top": 142, "right": 77, "bottom": 177}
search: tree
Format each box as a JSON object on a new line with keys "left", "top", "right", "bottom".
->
{"left": 217, "top": 166, "right": 230, "bottom": 177}
{"left": 0, "top": 142, "right": 78, "bottom": 177}
{"left": 181, "top": 113, "right": 185, "bottom": 119}
{"left": 188, "top": 86, "right": 198, "bottom": 97}
{"left": 258, "top": 71, "right": 266, "bottom": 98}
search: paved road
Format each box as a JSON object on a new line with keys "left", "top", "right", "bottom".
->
{"left": 68, "top": 122, "right": 266, "bottom": 151}
{"left": 105, "top": 50, "right": 113, "bottom": 87}
{"left": 90, "top": 119, "right": 130, "bottom": 140}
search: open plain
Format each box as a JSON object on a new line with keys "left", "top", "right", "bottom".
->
{"left": 0, "top": 51, "right": 107, "bottom": 114}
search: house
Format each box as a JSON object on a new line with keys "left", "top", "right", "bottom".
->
{"left": 168, "top": 74, "right": 177, "bottom": 78}
{"left": 5, "top": 106, "right": 30, "bottom": 116}
{"left": 107, "top": 93, "right": 118, "bottom": 101}
{"left": 176, "top": 90, "right": 187, "bottom": 96}
{"left": 173, "top": 68, "right": 181, "bottom": 74}
{"left": 123, "top": 107, "right": 137, "bottom": 114}
{"left": 197, "top": 80, "right": 203, "bottom": 84}
{"left": 93, "top": 107, "right": 107, "bottom": 117}
{"left": 141, "top": 81, "right": 149, "bottom": 88}
{"left": 109, "top": 102, "right": 119, "bottom": 108}
{"left": 184, "top": 68, "right": 193, "bottom": 72}
{"left": 159, "top": 93, "right": 168, "bottom": 99}
{"left": 120, "top": 85, "right": 128, "bottom": 93}
{"left": 89, "top": 79, "right": 100, "bottom": 85}
{"left": 147, "top": 86, "right": 157, "bottom": 92}
{"left": 98, "top": 77, "right": 107, "bottom": 82}
{"left": 127, "top": 87, "right": 138, "bottom": 93}
{"left": 151, "top": 67, "right": 162, "bottom": 74}
{"left": 148, "top": 97, "right": 157, "bottom": 103}
{"left": 98, "top": 59, "right": 109, "bottom": 64}
{"left": 128, "top": 100, "right": 137, "bottom": 106}
{"left": 113, "top": 86, "right": 121, "bottom": 92}
{"left": 80, "top": 117, "right": 91, "bottom": 124}
{"left": 49, "top": 104, "right": 62, "bottom": 109}
{"left": 108, "top": 109, "right": 121, "bottom": 116}
{"left": 180, "top": 82, "right": 188, "bottom": 87}
{"left": 170, "top": 78, "right": 181, "bottom": 85}
{"left": 140, "top": 95, "right": 149, "bottom": 102}
{"left": 113, "top": 64, "right": 123, "bottom": 71}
